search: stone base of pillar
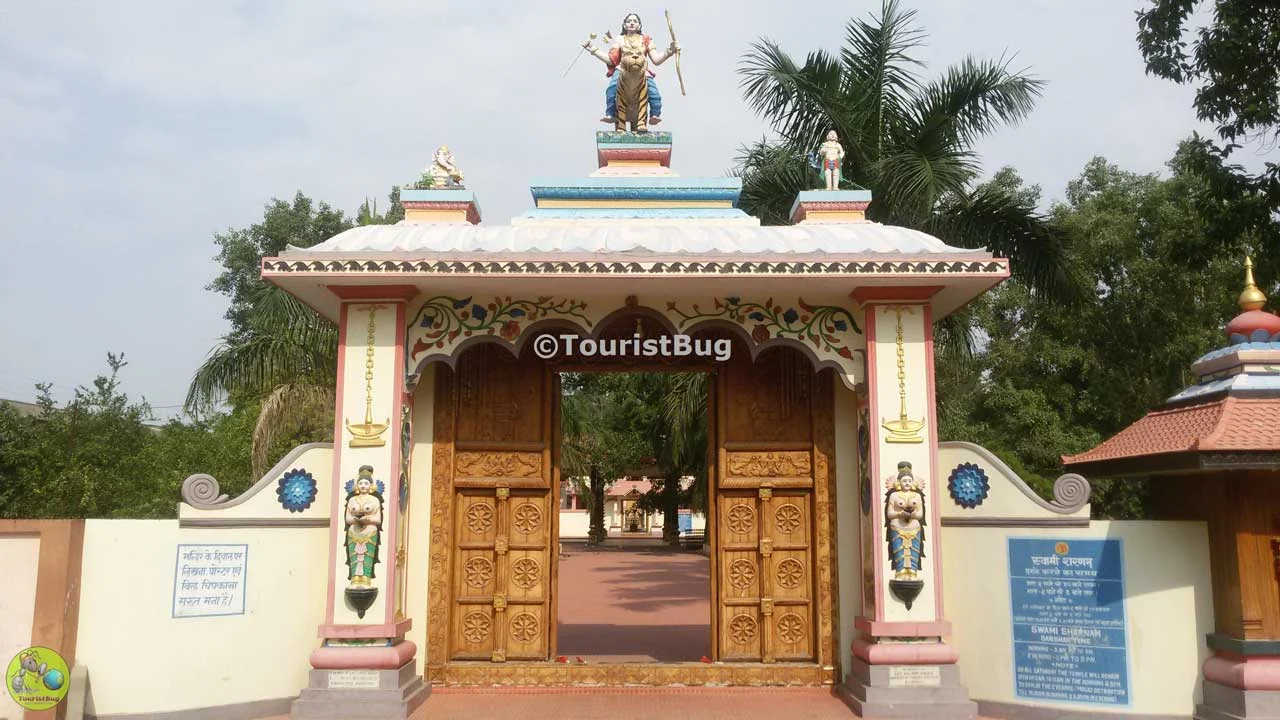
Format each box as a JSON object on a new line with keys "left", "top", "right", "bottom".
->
{"left": 1196, "top": 680, "right": 1280, "bottom": 719}
{"left": 835, "top": 657, "right": 977, "bottom": 719}
{"left": 291, "top": 661, "right": 428, "bottom": 720}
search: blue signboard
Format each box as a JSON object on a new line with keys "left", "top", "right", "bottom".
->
{"left": 678, "top": 509, "right": 693, "bottom": 533}
{"left": 1007, "top": 538, "right": 1129, "bottom": 706}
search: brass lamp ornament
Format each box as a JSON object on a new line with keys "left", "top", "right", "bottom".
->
{"left": 346, "top": 304, "right": 390, "bottom": 447}
{"left": 881, "top": 306, "right": 925, "bottom": 443}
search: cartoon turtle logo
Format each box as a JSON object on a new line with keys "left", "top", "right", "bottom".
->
{"left": 6, "top": 646, "right": 69, "bottom": 710}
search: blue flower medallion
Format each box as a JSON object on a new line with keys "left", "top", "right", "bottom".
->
{"left": 947, "top": 462, "right": 990, "bottom": 509}
{"left": 277, "top": 468, "right": 318, "bottom": 513}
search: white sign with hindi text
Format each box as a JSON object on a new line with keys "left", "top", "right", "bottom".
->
{"left": 172, "top": 544, "right": 248, "bottom": 618}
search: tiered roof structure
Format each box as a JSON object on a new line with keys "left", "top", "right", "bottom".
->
{"left": 1063, "top": 258, "right": 1280, "bottom": 476}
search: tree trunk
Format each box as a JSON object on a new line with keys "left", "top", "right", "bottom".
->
{"left": 588, "top": 466, "right": 607, "bottom": 545}
{"left": 661, "top": 474, "right": 681, "bottom": 546}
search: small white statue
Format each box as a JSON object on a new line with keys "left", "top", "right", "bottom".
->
{"left": 817, "top": 130, "right": 845, "bottom": 190}
{"left": 421, "top": 145, "right": 465, "bottom": 188}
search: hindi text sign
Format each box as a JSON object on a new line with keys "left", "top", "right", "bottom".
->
{"left": 172, "top": 544, "right": 248, "bottom": 618}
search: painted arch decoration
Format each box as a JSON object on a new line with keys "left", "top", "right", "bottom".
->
{"left": 404, "top": 294, "right": 865, "bottom": 389}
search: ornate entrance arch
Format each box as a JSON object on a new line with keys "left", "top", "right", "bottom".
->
{"left": 423, "top": 325, "right": 839, "bottom": 686}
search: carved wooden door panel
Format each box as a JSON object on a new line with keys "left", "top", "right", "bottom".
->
{"left": 716, "top": 348, "right": 820, "bottom": 663}
{"left": 449, "top": 344, "right": 553, "bottom": 662}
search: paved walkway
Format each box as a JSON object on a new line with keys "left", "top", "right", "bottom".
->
{"left": 271, "top": 690, "right": 1000, "bottom": 719}
{"left": 557, "top": 543, "right": 711, "bottom": 661}
{"left": 263, "top": 546, "right": 1002, "bottom": 718}
{"left": 419, "top": 687, "right": 859, "bottom": 719}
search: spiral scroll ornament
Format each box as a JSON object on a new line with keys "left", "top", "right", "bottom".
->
{"left": 181, "top": 474, "right": 228, "bottom": 506}
{"left": 1052, "top": 474, "right": 1091, "bottom": 510}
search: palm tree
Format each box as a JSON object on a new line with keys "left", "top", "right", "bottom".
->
{"left": 659, "top": 372, "right": 709, "bottom": 542}
{"left": 736, "top": 0, "right": 1075, "bottom": 301}
{"left": 185, "top": 284, "right": 337, "bottom": 479}
{"left": 186, "top": 191, "right": 404, "bottom": 479}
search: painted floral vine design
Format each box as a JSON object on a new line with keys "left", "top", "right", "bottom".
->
{"left": 408, "top": 295, "right": 591, "bottom": 359}
{"left": 667, "top": 297, "right": 861, "bottom": 359}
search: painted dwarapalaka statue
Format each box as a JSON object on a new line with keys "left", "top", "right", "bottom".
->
{"left": 582, "top": 12, "right": 681, "bottom": 132}
{"left": 344, "top": 465, "right": 384, "bottom": 589}
{"left": 885, "top": 460, "right": 926, "bottom": 609}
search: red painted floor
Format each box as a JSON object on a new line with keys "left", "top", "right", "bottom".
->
{"left": 556, "top": 542, "right": 711, "bottom": 662}
{"left": 421, "top": 687, "right": 859, "bottom": 719}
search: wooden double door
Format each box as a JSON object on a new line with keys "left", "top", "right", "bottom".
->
{"left": 714, "top": 348, "right": 831, "bottom": 663}
{"left": 430, "top": 341, "right": 833, "bottom": 670}
{"left": 438, "top": 346, "right": 556, "bottom": 663}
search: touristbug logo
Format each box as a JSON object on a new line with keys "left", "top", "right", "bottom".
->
{"left": 6, "top": 646, "right": 70, "bottom": 711}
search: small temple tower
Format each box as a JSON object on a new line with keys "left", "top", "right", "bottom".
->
{"left": 1064, "top": 258, "right": 1280, "bottom": 720}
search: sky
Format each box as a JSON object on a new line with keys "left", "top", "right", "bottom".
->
{"left": 0, "top": 0, "right": 1260, "bottom": 418}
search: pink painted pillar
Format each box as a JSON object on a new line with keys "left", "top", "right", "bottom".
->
{"left": 837, "top": 289, "right": 976, "bottom": 719}
{"left": 291, "top": 287, "right": 428, "bottom": 720}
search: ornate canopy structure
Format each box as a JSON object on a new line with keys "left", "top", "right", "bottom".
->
{"left": 263, "top": 132, "right": 1008, "bottom": 393}
{"left": 268, "top": 91, "right": 1006, "bottom": 719}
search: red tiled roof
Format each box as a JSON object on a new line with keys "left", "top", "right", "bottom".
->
{"left": 1063, "top": 397, "right": 1280, "bottom": 466}
{"left": 607, "top": 479, "right": 656, "bottom": 497}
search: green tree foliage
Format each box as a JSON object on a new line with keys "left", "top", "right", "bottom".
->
{"left": 941, "top": 150, "right": 1254, "bottom": 518}
{"left": 1137, "top": 0, "right": 1280, "bottom": 146}
{"left": 0, "top": 355, "right": 254, "bottom": 519}
{"left": 1136, "top": 1, "right": 1280, "bottom": 260}
{"left": 734, "top": 0, "right": 1074, "bottom": 301}
{"left": 189, "top": 187, "right": 403, "bottom": 477}
{"left": 1, "top": 183, "right": 407, "bottom": 519}
{"left": 559, "top": 372, "right": 709, "bottom": 544}
{"left": 208, "top": 193, "right": 353, "bottom": 343}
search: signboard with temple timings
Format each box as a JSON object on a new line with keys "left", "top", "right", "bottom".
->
{"left": 1008, "top": 538, "right": 1129, "bottom": 706}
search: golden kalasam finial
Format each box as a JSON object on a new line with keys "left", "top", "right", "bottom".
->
{"left": 1239, "top": 256, "right": 1268, "bottom": 311}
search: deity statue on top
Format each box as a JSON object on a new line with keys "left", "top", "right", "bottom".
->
{"left": 813, "top": 130, "right": 845, "bottom": 190}
{"left": 582, "top": 13, "right": 680, "bottom": 132}
{"left": 417, "top": 145, "right": 465, "bottom": 189}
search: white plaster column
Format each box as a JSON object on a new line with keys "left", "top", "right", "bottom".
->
{"left": 292, "top": 288, "right": 428, "bottom": 720}
{"left": 837, "top": 291, "right": 976, "bottom": 719}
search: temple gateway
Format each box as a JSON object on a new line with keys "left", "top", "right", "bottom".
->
{"left": 261, "top": 105, "right": 1019, "bottom": 716}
